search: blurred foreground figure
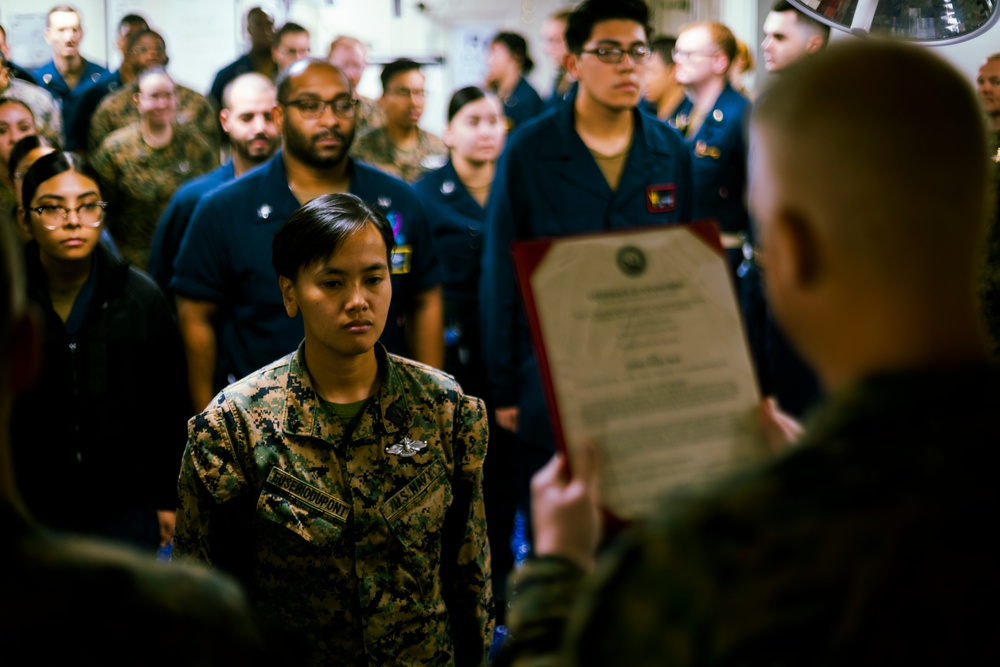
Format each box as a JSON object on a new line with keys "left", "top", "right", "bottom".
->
{"left": 499, "top": 38, "right": 1000, "bottom": 666}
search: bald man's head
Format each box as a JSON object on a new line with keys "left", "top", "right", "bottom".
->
{"left": 751, "top": 39, "right": 990, "bottom": 365}
{"left": 754, "top": 38, "right": 988, "bottom": 271}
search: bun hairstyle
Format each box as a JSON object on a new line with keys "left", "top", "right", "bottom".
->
{"left": 491, "top": 32, "right": 534, "bottom": 75}
{"left": 447, "top": 86, "right": 489, "bottom": 122}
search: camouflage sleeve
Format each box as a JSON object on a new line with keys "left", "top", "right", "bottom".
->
{"left": 88, "top": 104, "right": 113, "bottom": 153}
{"left": 500, "top": 512, "right": 716, "bottom": 666}
{"left": 441, "top": 394, "right": 494, "bottom": 667}
{"left": 173, "top": 394, "right": 251, "bottom": 567}
{"left": 495, "top": 556, "right": 590, "bottom": 667}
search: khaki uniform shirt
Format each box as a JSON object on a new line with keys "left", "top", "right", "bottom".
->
{"left": 91, "top": 122, "right": 218, "bottom": 268}
{"left": 352, "top": 126, "right": 448, "bottom": 183}
{"left": 88, "top": 81, "right": 218, "bottom": 152}
{"left": 174, "top": 343, "right": 494, "bottom": 666}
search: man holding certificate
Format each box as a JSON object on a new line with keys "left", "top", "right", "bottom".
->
{"left": 480, "top": 0, "right": 694, "bottom": 543}
{"left": 497, "top": 38, "right": 1000, "bottom": 665}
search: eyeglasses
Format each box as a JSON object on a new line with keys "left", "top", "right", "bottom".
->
{"left": 671, "top": 48, "right": 721, "bottom": 62}
{"left": 31, "top": 202, "right": 107, "bottom": 230}
{"left": 581, "top": 45, "right": 652, "bottom": 65}
{"left": 386, "top": 87, "right": 426, "bottom": 99}
{"left": 283, "top": 97, "right": 358, "bottom": 119}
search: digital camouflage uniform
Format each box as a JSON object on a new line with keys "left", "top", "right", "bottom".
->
{"left": 91, "top": 122, "right": 218, "bottom": 268}
{"left": 498, "top": 365, "right": 1000, "bottom": 666}
{"left": 174, "top": 343, "right": 494, "bottom": 667}
{"left": 87, "top": 81, "right": 219, "bottom": 152}
{"left": 0, "top": 78, "right": 62, "bottom": 146}
{"left": 355, "top": 95, "right": 384, "bottom": 139}
{"left": 352, "top": 126, "right": 448, "bottom": 183}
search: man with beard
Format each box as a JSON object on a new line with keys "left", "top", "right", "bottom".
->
{"left": 172, "top": 59, "right": 443, "bottom": 413}
{"left": 148, "top": 72, "right": 280, "bottom": 302}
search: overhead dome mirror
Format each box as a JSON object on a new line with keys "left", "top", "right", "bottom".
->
{"left": 787, "top": 0, "right": 999, "bottom": 45}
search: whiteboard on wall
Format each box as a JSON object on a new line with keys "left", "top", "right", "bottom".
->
{"left": 104, "top": 0, "right": 241, "bottom": 96}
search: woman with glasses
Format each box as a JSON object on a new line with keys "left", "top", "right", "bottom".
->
{"left": 11, "top": 151, "right": 189, "bottom": 554}
{"left": 485, "top": 32, "right": 544, "bottom": 132}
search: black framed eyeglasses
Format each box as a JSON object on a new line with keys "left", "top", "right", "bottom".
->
{"left": 31, "top": 202, "right": 107, "bottom": 230}
{"left": 283, "top": 97, "right": 358, "bottom": 120}
{"left": 581, "top": 44, "right": 652, "bottom": 65}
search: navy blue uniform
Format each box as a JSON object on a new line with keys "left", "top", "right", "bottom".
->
{"left": 65, "top": 70, "right": 123, "bottom": 152}
{"left": 414, "top": 160, "right": 488, "bottom": 396}
{"left": 669, "top": 83, "right": 751, "bottom": 278}
{"left": 502, "top": 77, "right": 544, "bottom": 132}
{"left": 148, "top": 161, "right": 237, "bottom": 299}
{"left": 31, "top": 59, "right": 108, "bottom": 143}
{"left": 171, "top": 152, "right": 441, "bottom": 389}
{"left": 416, "top": 160, "right": 519, "bottom": 615}
{"left": 481, "top": 97, "right": 693, "bottom": 453}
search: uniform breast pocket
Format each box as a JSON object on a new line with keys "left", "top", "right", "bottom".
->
{"left": 381, "top": 458, "right": 453, "bottom": 571}
{"left": 255, "top": 468, "right": 350, "bottom": 560}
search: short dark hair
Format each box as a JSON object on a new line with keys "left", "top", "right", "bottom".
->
{"left": 118, "top": 13, "right": 148, "bottom": 34}
{"left": 770, "top": 0, "right": 830, "bottom": 44}
{"left": 447, "top": 86, "right": 488, "bottom": 122}
{"left": 566, "top": 0, "right": 651, "bottom": 54}
{"left": 491, "top": 32, "right": 535, "bottom": 76}
{"left": 273, "top": 22, "right": 309, "bottom": 48}
{"left": 380, "top": 59, "right": 422, "bottom": 93}
{"left": 276, "top": 58, "right": 348, "bottom": 104}
{"left": 272, "top": 193, "right": 395, "bottom": 280}
{"left": 126, "top": 28, "right": 165, "bottom": 55}
{"left": 8, "top": 134, "right": 58, "bottom": 185}
{"left": 20, "top": 151, "right": 103, "bottom": 225}
{"left": 649, "top": 35, "right": 677, "bottom": 64}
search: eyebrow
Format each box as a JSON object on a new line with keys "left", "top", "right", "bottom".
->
{"left": 316, "top": 262, "right": 389, "bottom": 275}
{"left": 35, "top": 191, "right": 100, "bottom": 201}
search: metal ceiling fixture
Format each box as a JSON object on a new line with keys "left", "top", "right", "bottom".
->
{"left": 786, "top": 0, "right": 999, "bottom": 45}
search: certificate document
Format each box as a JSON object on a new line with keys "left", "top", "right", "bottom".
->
{"left": 512, "top": 223, "right": 762, "bottom": 520}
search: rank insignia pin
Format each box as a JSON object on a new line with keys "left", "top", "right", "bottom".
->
{"left": 441, "top": 180, "right": 455, "bottom": 194}
{"left": 386, "top": 438, "right": 428, "bottom": 457}
{"left": 378, "top": 196, "right": 391, "bottom": 208}
{"left": 258, "top": 204, "right": 272, "bottom": 219}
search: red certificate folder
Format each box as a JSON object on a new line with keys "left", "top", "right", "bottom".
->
{"left": 512, "top": 222, "right": 757, "bottom": 519}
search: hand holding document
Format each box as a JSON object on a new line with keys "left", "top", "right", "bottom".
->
{"left": 513, "top": 223, "right": 763, "bottom": 520}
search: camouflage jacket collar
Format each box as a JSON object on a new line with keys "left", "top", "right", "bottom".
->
{"left": 281, "top": 342, "right": 412, "bottom": 445}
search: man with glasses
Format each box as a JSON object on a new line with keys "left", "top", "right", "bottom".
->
{"left": 481, "top": 0, "right": 692, "bottom": 550}
{"left": 172, "top": 58, "right": 443, "bottom": 413}
{"left": 352, "top": 58, "right": 447, "bottom": 183}
{"left": 669, "top": 21, "right": 751, "bottom": 281}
